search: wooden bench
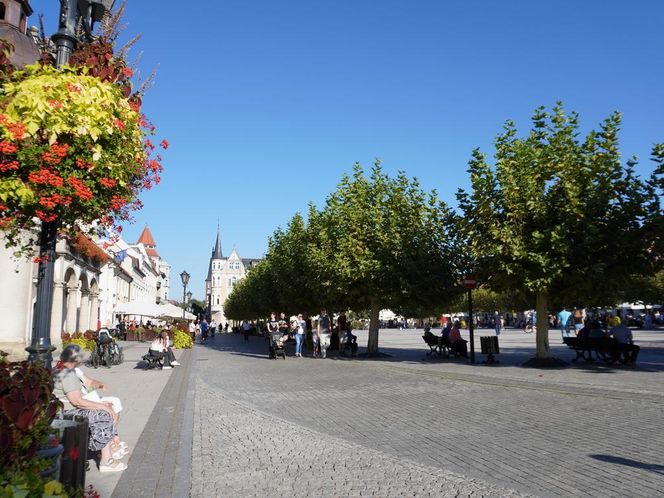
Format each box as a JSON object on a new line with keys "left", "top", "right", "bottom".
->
{"left": 563, "top": 336, "right": 618, "bottom": 363}
{"left": 422, "top": 334, "right": 453, "bottom": 357}
{"left": 142, "top": 351, "right": 163, "bottom": 369}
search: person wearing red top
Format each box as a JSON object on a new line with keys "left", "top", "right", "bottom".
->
{"left": 448, "top": 321, "right": 468, "bottom": 358}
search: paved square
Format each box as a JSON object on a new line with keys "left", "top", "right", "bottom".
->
{"left": 190, "top": 329, "right": 664, "bottom": 497}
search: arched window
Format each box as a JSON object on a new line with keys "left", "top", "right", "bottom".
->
{"left": 20, "top": 14, "right": 27, "bottom": 33}
{"left": 0, "top": 4, "right": 6, "bottom": 21}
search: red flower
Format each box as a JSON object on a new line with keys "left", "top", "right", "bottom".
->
{"left": 68, "top": 177, "right": 93, "bottom": 201}
{"left": 99, "top": 177, "right": 117, "bottom": 188}
{"left": 28, "top": 168, "right": 64, "bottom": 187}
{"left": 160, "top": 139, "right": 169, "bottom": 150}
{"left": 48, "top": 100, "right": 63, "bottom": 109}
{"left": 6, "top": 122, "right": 26, "bottom": 140}
{"left": 66, "top": 82, "right": 82, "bottom": 93}
{"left": 76, "top": 158, "right": 92, "bottom": 170}
{"left": 0, "top": 140, "right": 17, "bottom": 154}
{"left": 35, "top": 211, "right": 57, "bottom": 222}
{"left": 113, "top": 118, "right": 126, "bottom": 131}
{"left": 122, "top": 67, "right": 133, "bottom": 78}
{"left": 0, "top": 160, "right": 18, "bottom": 172}
{"left": 43, "top": 143, "right": 70, "bottom": 165}
{"left": 110, "top": 195, "right": 127, "bottom": 210}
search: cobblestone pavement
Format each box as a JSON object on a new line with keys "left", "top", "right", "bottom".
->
{"left": 191, "top": 331, "right": 664, "bottom": 498}
{"left": 192, "top": 379, "right": 528, "bottom": 497}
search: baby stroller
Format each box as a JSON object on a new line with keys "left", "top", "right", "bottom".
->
{"left": 89, "top": 328, "right": 123, "bottom": 368}
{"left": 340, "top": 328, "right": 358, "bottom": 357}
{"left": 268, "top": 331, "right": 287, "bottom": 359}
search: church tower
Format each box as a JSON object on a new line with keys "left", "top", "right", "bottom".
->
{"left": 205, "top": 227, "right": 225, "bottom": 324}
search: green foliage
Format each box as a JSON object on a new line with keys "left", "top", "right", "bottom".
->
{"left": 0, "top": 474, "right": 68, "bottom": 498}
{"left": 173, "top": 329, "right": 192, "bottom": 349}
{"left": 456, "top": 104, "right": 662, "bottom": 357}
{"left": 62, "top": 337, "right": 95, "bottom": 351}
{"left": 0, "top": 357, "right": 62, "bottom": 475}
{"left": 225, "top": 161, "right": 463, "bottom": 353}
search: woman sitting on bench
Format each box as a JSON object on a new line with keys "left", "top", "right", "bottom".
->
{"left": 54, "top": 345, "right": 127, "bottom": 472}
{"left": 448, "top": 321, "right": 468, "bottom": 357}
{"left": 149, "top": 332, "right": 179, "bottom": 369}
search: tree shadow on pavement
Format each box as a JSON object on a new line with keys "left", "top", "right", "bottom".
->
{"left": 338, "top": 345, "right": 664, "bottom": 373}
{"left": 590, "top": 454, "right": 664, "bottom": 475}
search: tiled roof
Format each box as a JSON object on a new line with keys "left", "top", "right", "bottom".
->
{"left": 137, "top": 225, "right": 156, "bottom": 246}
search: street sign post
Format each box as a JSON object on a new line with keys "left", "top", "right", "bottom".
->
{"left": 463, "top": 277, "right": 476, "bottom": 363}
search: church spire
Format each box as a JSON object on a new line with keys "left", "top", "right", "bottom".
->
{"left": 212, "top": 225, "right": 222, "bottom": 259}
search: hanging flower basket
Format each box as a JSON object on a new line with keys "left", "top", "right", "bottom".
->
{"left": 0, "top": 64, "right": 165, "bottom": 256}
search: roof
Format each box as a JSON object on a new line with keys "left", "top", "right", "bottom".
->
{"left": 136, "top": 225, "right": 156, "bottom": 247}
{"left": 145, "top": 247, "right": 159, "bottom": 258}
{"left": 212, "top": 228, "right": 222, "bottom": 259}
{"left": 242, "top": 258, "right": 261, "bottom": 267}
{"left": 0, "top": 26, "right": 39, "bottom": 68}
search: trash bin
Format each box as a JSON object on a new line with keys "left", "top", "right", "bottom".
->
{"left": 480, "top": 336, "right": 500, "bottom": 364}
{"left": 51, "top": 414, "right": 89, "bottom": 489}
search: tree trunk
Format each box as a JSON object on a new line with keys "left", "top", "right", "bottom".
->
{"left": 366, "top": 298, "right": 380, "bottom": 355}
{"left": 535, "top": 292, "right": 550, "bottom": 359}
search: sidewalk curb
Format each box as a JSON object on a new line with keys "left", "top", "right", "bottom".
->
{"left": 111, "top": 347, "right": 194, "bottom": 498}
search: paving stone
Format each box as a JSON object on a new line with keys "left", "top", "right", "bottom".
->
{"left": 190, "top": 331, "right": 664, "bottom": 497}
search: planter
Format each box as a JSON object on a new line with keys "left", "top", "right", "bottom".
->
{"left": 52, "top": 415, "right": 89, "bottom": 489}
{"left": 126, "top": 330, "right": 141, "bottom": 341}
{"left": 142, "top": 330, "right": 156, "bottom": 342}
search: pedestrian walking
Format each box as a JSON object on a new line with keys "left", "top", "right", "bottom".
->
{"left": 318, "top": 309, "right": 331, "bottom": 358}
{"left": 200, "top": 318, "right": 209, "bottom": 344}
{"left": 242, "top": 319, "right": 251, "bottom": 341}
{"left": 558, "top": 307, "right": 573, "bottom": 338}
{"left": 494, "top": 311, "right": 503, "bottom": 336}
{"left": 209, "top": 319, "right": 217, "bottom": 339}
{"left": 278, "top": 313, "right": 289, "bottom": 338}
{"left": 294, "top": 314, "right": 306, "bottom": 357}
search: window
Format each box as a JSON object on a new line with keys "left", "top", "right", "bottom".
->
{"left": 19, "top": 14, "right": 26, "bottom": 33}
{"left": 0, "top": 4, "right": 5, "bottom": 21}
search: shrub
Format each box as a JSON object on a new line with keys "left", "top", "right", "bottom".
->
{"left": 62, "top": 337, "right": 95, "bottom": 351}
{"left": 173, "top": 329, "right": 192, "bottom": 349}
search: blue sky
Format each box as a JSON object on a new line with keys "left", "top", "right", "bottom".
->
{"left": 30, "top": 0, "right": 663, "bottom": 299}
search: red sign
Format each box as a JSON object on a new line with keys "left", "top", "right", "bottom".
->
{"left": 462, "top": 278, "right": 477, "bottom": 289}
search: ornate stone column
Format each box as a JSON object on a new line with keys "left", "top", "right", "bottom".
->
{"left": 78, "top": 290, "right": 90, "bottom": 333}
{"left": 65, "top": 284, "right": 78, "bottom": 334}
{"left": 50, "top": 281, "right": 65, "bottom": 346}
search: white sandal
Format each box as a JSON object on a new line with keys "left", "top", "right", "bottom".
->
{"left": 99, "top": 458, "right": 127, "bottom": 472}
{"left": 112, "top": 448, "right": 128, "bottom": 460}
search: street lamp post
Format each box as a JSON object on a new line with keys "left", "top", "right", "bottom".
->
{"left": 27, "top": 0, "right": 109, "bottom": 370}
{"left": 180, "top": 271, "right": 190, "bottom": 319}
{"left": 186, "top": 291, "right": 192, "bottom": 315}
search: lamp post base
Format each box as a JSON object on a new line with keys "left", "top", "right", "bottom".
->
{"left": 26, "top": 344, "right": 56, "bottom": 370}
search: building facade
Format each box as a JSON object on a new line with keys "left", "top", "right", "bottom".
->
{"left": 204, "top": 228, "right": 260, "bottom": 325}
{"left": 0, "top": 225, "right": 171, "bottom": 358}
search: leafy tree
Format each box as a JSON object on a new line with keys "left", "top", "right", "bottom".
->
{"left": 318, "top": 162, "right": 461, "bottom": 354}
{"left": 457, "top": 104, "right": 662, "bottom": 361}
{"left": 225, "top": 162, "right": 463, "bottom": 354}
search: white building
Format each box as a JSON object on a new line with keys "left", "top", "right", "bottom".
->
{"left": 0, "top": 231, "right": 106, "bottom": 358}
{"left": 97, "top": 226, "right": 170, "bottom": 327}
{"left": 204, "top": 227, "right": 260, "bottom": 325}
{"left": 0, "top": 225, "right": 171, "bottom": 358}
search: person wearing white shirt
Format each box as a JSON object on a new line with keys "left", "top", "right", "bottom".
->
{"left": 149, "top": 332, "right": 179, "bottom": 368}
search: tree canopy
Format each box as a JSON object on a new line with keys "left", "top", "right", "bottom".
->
{"left": 456, "top": 104, "right": 662, "bottom": 359}
{"left": 225, "top": 162, "right": 463, "bottom": 353}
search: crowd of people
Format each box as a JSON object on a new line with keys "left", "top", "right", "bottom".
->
{"left": 250, "top": 309, "right": 357, "bottom": 358}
